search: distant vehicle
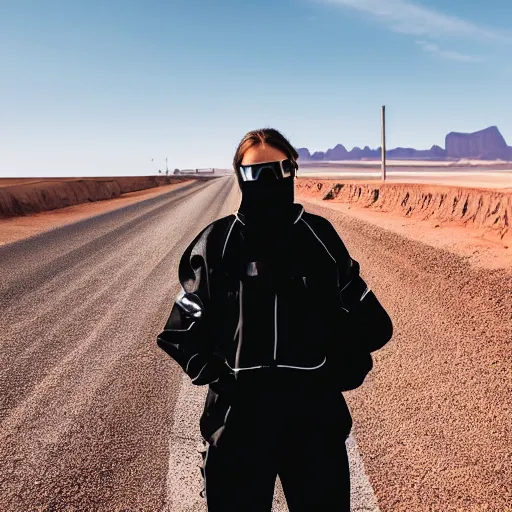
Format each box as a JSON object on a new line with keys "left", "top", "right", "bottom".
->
{"left": 172, "top": 168, "right": 216, "bottom": 175}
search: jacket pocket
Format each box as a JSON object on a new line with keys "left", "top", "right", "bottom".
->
{"left": 274, "top": 276, "right": 332, "bottom": 369}
{"left": 199, "top": 374, "right": 236, "bottom": 446}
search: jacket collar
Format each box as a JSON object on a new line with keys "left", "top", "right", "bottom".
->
{"left": 235, "top": 203, "right": 305, "bottom": 226}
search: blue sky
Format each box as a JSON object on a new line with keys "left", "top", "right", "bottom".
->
{"left": 1, "top": 0, "right": 512, "bottom": 176}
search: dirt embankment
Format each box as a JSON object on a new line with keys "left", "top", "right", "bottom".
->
{"left": 0, "top": 176, "right": 193, "bottom": 219}
{"left": 296, "top": 179, "right": 512, "bottom": 241}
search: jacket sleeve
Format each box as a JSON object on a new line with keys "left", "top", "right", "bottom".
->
{"left": 319, "top": 217, "right": 394, "bottom": 353}
{"left": 156, "top": 225, "right": 232, "bottom": 386}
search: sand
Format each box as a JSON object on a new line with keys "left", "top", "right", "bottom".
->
{"left": 295, "top": 179, "right": 512, "bottom": 272}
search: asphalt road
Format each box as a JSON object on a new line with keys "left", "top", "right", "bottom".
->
{"left": 0, "top": 178, "right": 236, "bottom": 511}
{"left": 1, "top": 176, "right": 511, "bottom": 511}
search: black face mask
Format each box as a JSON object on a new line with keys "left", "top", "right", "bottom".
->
{"left": 237, "top": 176, "right": 295, "bottom": 262}
{"left": 238, "top": 175, "right": 295, "bottom": 225}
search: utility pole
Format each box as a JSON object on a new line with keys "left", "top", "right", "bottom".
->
{"left": 381, "top": 105, "right": 387, "bottom": 182}
{"left": 165, "top": 157, "right": 169, "bottom": 173}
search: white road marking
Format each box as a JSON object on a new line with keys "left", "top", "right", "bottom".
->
{"left": 166, "top": 373, "right": 381, "bottom": 511}
{"left": 347, "top": 427, "right": 381, "bottom": 512}
{"left": 166, "top": 373, "right": 208, "bottom": 512}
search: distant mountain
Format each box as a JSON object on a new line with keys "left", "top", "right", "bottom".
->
{"left": 297, "top": 126, "right": 512, "bottom": 161}
{"left": 445, "top": 126, "right": 511, "bottom": 160}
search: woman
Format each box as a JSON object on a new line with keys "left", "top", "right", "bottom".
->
{"left": 157, "top": 128, "right": 393, "bottom": 511}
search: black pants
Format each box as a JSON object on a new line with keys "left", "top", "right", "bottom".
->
{"left": 202, "top": 381, "right": 351, "bottom": 511}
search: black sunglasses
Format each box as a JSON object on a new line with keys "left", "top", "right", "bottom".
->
{"left": 238, "top": 159, "right": 297, "bottom": 182}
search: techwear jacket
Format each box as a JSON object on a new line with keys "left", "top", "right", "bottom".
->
{"left": 157, "top": 203, "right": 393, "bottom": 446}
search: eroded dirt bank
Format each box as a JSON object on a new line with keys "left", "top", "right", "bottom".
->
{"left": 296, "top": 179, "right": 511, "bottom": 241}
{"left": 0, "top": 176, "right": 194, "bottom": 219}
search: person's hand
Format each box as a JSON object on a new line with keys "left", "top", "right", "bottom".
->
{"left": 191, "top": 353, "right": 232, "bottom": 386}
{"left": 208, "top": 362, "right": 236, "bottom": 395}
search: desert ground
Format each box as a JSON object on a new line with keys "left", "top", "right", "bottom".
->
{"left": 298, "top": 158, "right": 512, "bottom": 169}
{"left": 297, "top": 165, "right": 512, "bottom": 190}
{"left": 0, "top": 174, "right": 511, "bottom": 511}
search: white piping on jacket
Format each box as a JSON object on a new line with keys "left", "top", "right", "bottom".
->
{"left": 294, "top": 205, "right": 305, "bottom": 224}
{"left": 300, "top": 218, "right": 336, "bottom": 265}
{"left": 233, "top": 280, "right": 244, "bottom": 370}
{"left": 274, "top": 293, "right": 278, "bottom": 360}
{"left": 225, "top": 361, "right": 268, "bottom": 372}
{"left": 191, "top": 361, "right": 210, "bottom": 383}
{"left": 361, "top": 286, "right": 371, "bottom": 301}
{"left": 277, "top": 357, "right": 327, "bottom": 370}
{"left": 185, "top": 353, "right": 199, "bottom": 373}
{"left": 162, "top": 321, "right": 196, "bottom": 333}
{"left": 222, "top": 217, "right": 238, "bottom": 259}
{"left": 224, "top": 357, "right": 327, "bottom": 372}
{"left": 340, "top": 278, "right": 353, "bottom": 292}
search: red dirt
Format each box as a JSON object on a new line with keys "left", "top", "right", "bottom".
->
{"left": 295, "top": 179, "right": 511, "bottom": 242}
{"left": 0, "top": 179, "right": 194, "bottom": 246}
{"left": 0, "top": 176, "right": 194, "bottom": 219}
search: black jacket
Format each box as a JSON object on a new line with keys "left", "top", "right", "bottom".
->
{"left": 157, "top": 203, "right": 393, "bottom": 445}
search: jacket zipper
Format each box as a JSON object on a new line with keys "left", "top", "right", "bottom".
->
{"left": 273, "top": 293, "right": 278, "bottom": 361}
